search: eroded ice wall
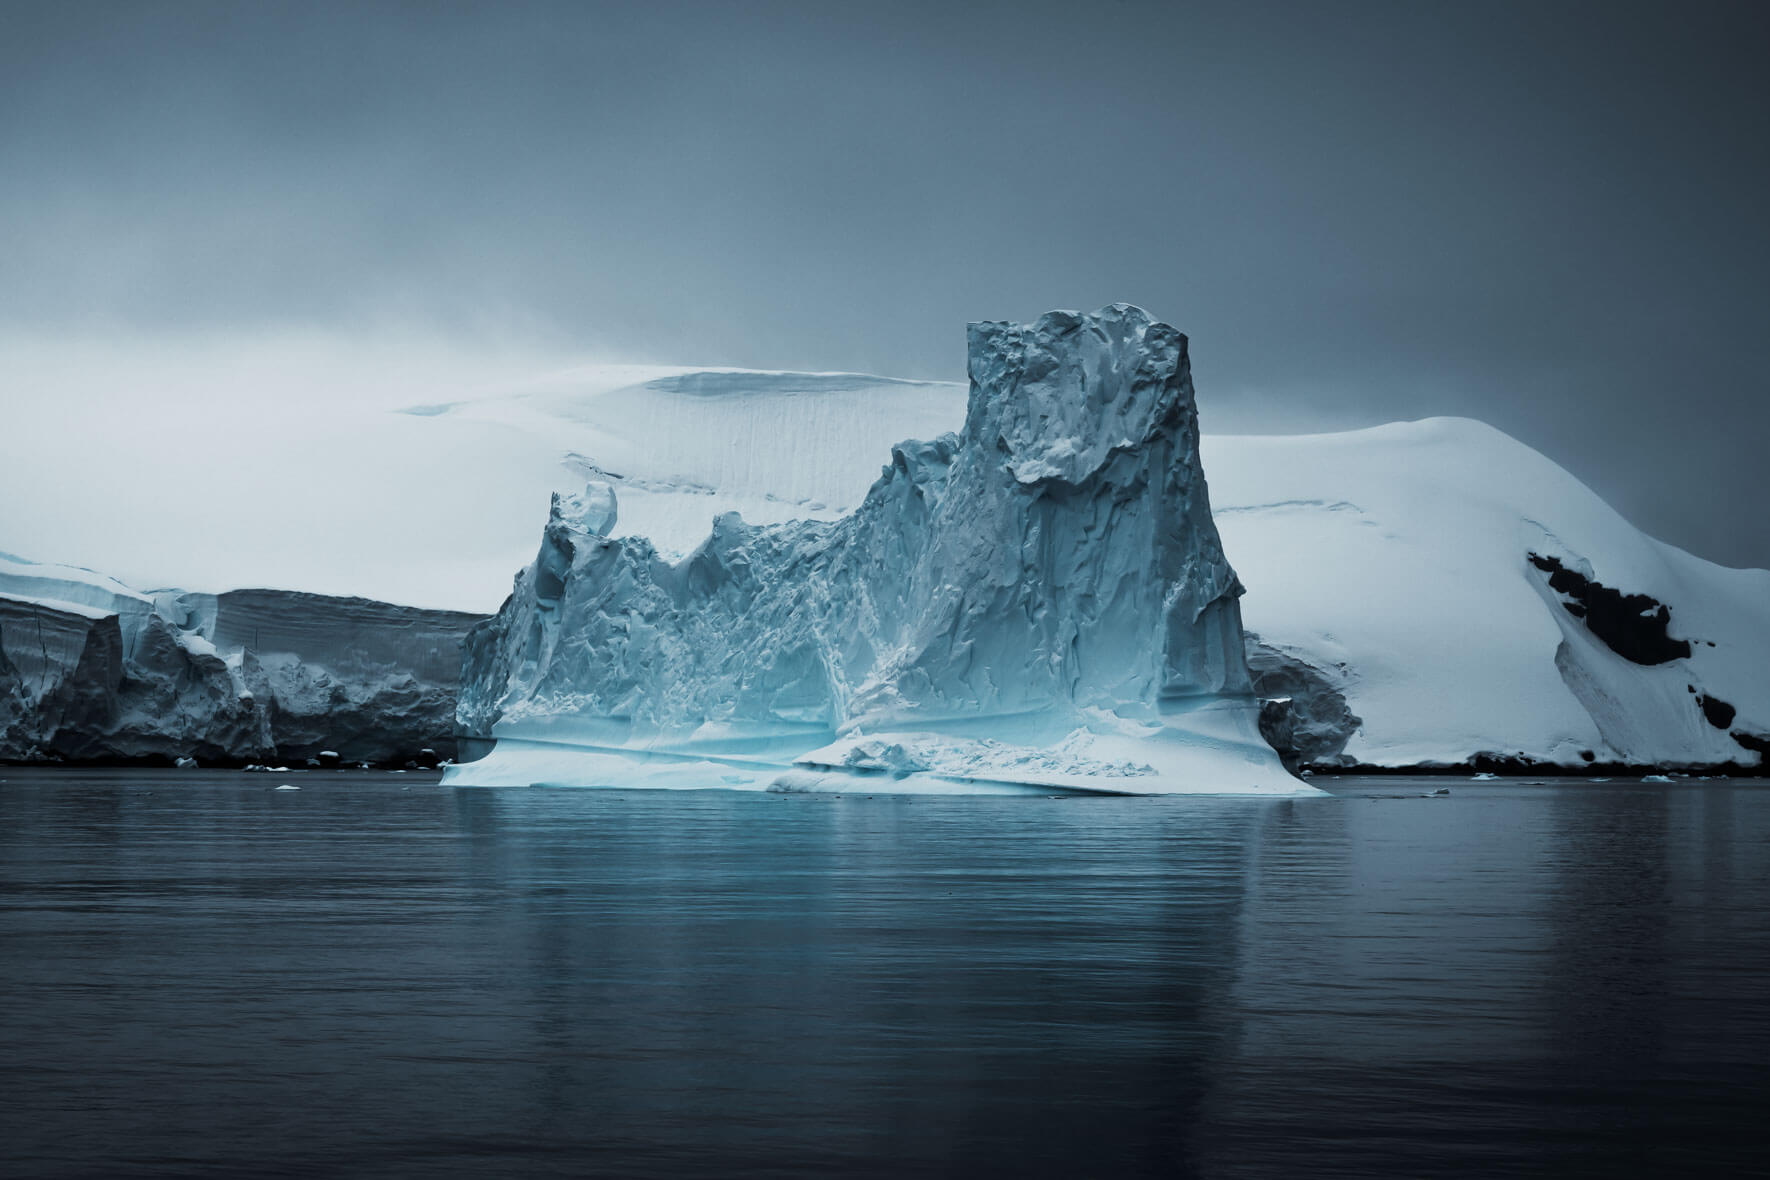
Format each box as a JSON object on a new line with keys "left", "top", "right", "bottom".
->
{"left": 455, "top": 305, "right": 1300, "bottom": 794}
{"left": 0, "top": 554, "right": 485, "bottom": 766}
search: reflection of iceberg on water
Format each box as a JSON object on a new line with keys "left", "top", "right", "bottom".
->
{"left": 446, "top": 305, "right": 1314, "bottom": 795}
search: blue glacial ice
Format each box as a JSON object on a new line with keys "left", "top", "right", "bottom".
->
{"left": 447, "top": 305, "right": 1312, "bottom": 794}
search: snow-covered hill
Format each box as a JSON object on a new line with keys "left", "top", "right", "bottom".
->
{"left": 0, "top": 360, "right": 963, "bottom": 611}
{"left": 4, "top": 339, "right": 1765, "bottom": 771}
{"left": 400, "top": 366, "right": 964, "bottom": 566}
{"left": 1205, "top": 420, "right": 1770, "bottom": 770}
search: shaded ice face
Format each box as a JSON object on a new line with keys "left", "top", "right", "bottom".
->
{"left": 965, "top": 304, "right": 1189, "bottom": 487}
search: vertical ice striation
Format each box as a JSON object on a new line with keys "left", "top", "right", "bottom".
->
{"left": 451, "top": 305, "right": 1305, "bottom": 794}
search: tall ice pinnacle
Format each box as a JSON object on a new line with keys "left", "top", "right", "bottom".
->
{"left": 449, "top": 305, "right": 1306, "bottom": 795}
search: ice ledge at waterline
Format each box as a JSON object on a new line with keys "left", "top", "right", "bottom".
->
{"left": 446, "top": 305, "right": 1314, "bottom": 795}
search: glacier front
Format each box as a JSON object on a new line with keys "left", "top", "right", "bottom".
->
{"left": 448, "top": 305, "right": 1309, "bottom": 795}
{"left": 0, "top": 553, "right": 483, "bottom": 766}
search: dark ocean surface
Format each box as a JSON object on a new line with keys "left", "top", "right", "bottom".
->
{"left": 2, "top": 769, "right": 1766, "bottom": 1178}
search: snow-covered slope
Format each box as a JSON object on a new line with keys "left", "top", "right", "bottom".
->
{"left": 404, "top": 367, "right": 964, "bottom": 564}
{"left": 0, "top": 554, "right": 483, "bottom": 765}
{"left": 1205, "top": 419, "right": 1770, "bottom": 769}
{"left": 448, "top": 306, "right": 1304, "bottom": 795}
{"left": 0, "top": 358, "right": 964, "bottom": 611}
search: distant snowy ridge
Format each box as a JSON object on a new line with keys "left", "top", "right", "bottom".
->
{"left": 397, "top": 365, "right": 967, "bottom": 564}
{"left": 448, "top": 305, "right": 1306, "bottom": 795}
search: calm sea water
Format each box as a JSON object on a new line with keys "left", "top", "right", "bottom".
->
{"left": 1, "top": 769, "right": 1767, "bottom": 1178}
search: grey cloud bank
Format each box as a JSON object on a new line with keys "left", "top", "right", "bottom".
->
{"left": 2, "top": 0, "right": 1767, "bottom": 566}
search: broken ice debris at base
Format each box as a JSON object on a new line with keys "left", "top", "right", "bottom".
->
{"left": 447, "top": 305, "right": 1317, "bottom": 796}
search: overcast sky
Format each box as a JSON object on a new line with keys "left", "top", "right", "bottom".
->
{"left": 4, "top": 0, "right": 1767, "bottom": 567}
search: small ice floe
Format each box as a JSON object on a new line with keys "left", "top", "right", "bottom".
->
{"left": 1429, "top": 787, "right": 1451, "bottom": 796}
{"left": 275, "top": 784, "right": 300, "bottom": 791}
{"left": 1472, "top": 772, "right": 1498, "bottom": 780}
{"left": 1642, "top": 774, "right": 1674, "bottom": 783}
{"left": 175, "top": 756, "right": 198, "bottom": 769}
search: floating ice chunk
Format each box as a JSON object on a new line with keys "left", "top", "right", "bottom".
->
{"left": 451, "top": 305, "right": 1308, "bottom": 796}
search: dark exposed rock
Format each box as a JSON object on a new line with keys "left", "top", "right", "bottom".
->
{"left": 1526, "top": 552, "right": 1690, "bottom": 665}
{"left": 1245, "top": 634, "right": 1361, "bottom": 770}
{"left": 1731, "top": 730, "right": 1770, "bottom": 766}
{"left": 1698, "top": 694, "right": 1738, "bottom": 730}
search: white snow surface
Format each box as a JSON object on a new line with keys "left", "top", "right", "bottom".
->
{"left": 0, "top": 552, "right": 157, "bottom": 618}
{"left": 1206, "top": 418, "right": 1770, "bottom": 767}
{"left": 1, "top": 355, "right": 964, "bottom": 611}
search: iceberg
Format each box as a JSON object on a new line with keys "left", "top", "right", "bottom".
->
{"left": 0, "top": 553, "right": 484, "bottom": 766}
{"left": 449, "top": 305, "right": 1310, "bottom": 795}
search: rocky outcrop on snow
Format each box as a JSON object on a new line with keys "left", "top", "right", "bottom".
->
{"left": 0, "top": 555, "right": 483, "bottom": 766}
{"left": 451, "top": 305, "right": 1304, "bottom": 794}
{"left": 1244, "top": 634, "right": 1362, "bottom": 770}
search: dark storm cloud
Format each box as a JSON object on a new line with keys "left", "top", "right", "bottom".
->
{"left": 3, "top": 0, "right": 1767, "bottom": 565}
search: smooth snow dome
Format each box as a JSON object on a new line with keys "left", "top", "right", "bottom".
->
{"left": 1205, "top": 420, "right": 1770, "bottom": 767}
{"left": 412, "top": 366, "right": 965, "bottom": 565}
{"left": 0, "top": 341, "right": 964, "bottom": 611}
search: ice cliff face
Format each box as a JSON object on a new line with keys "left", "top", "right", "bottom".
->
{"left": 0, "top": 555, "right": 484, "bottom": 766}
{"left": 452, "top": 306, "right": 1302, "bottom": 794}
